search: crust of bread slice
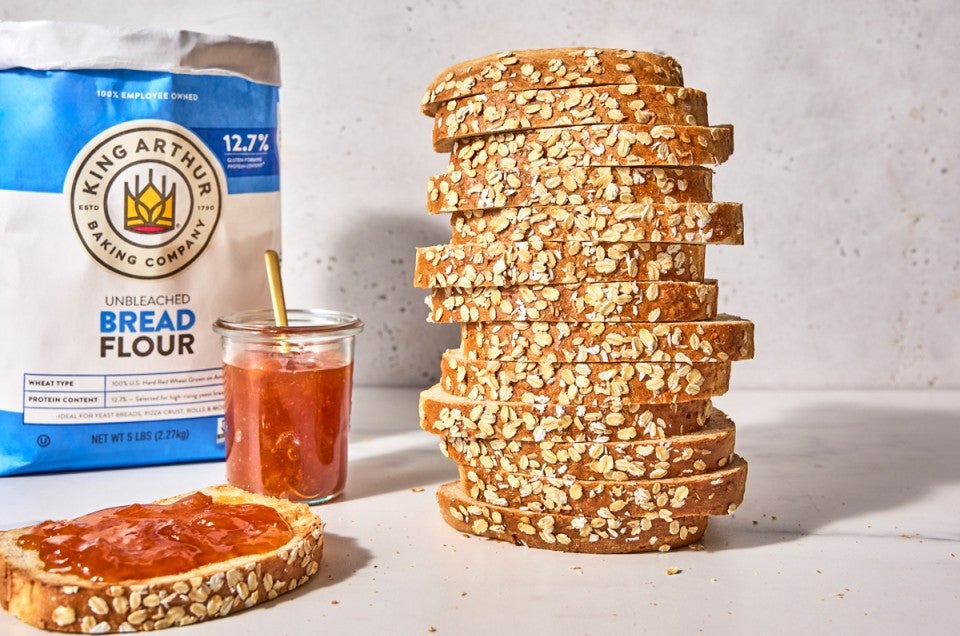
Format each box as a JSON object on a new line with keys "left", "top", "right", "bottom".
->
{"left": 0, "top": 484, "right": 323, "bottom": 633}
{"left": 460, "top": 455, "right": 747, "bottom": 519}
{"left": 414, "top": 241, "right": 705, "bottom": 288}
{"left": 433, "top": 84, "right": 709, "bottom": 151}
{"left": 460, "top": 315, "right": 754, "bottom": 363}
{"left": 440, "top": 409, "right": 736, "bottom": 482}
{"left": 428, "top": 165, "right": 714, "bottom": 213}
{"left": 437, "top": 481, "right": 707, "bottom": 553}
{"left": 450, "top": 201, "right": 742, "bottom": 245}
{"left": 447, "top": 125, "right": 734, "bottom": 182}
{"left": 426, "top": 280, "right": 718, "bottom": 324}
{"left": 421, "top": 48, "right": 684, "bottom": 115}
{"left": 439, "top": 349, "right": 730, "bottom": 406}
{"left": 419, "top": 384, "right": 712, "bottom": 442}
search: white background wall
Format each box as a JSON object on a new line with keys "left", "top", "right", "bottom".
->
{"left": 3, "top": 0, "right": 958, "bottom": 389}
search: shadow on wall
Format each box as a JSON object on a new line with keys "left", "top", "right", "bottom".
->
{"left": 322, "top": 209, "right": 458, "bottom": 388}
{"left": 706, "top": 401, "right": 960, "bottom": 550}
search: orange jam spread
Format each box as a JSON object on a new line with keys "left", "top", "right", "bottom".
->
{"left": 15, "top": 492, "right": 293, "bottom": 583}
{"left": 224, "top": 350, "right": 353, "bottom": 501}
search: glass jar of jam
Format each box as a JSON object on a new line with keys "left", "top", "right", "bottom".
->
{"left": 214, "top": 309, "right": 363, "bottom": 504}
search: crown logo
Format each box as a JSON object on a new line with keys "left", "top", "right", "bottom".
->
{"left": 124, "top": 170, "right": 175, "bottom": 234}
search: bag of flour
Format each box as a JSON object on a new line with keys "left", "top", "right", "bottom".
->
{"left": 0, "top": 21, "right": 281, "bottom": 475}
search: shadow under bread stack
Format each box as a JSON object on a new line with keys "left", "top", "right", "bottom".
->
{"left": 415, "top": 49, "right": 754, "bottom": 553}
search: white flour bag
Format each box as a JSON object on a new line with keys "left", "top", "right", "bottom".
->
{"left": 0, "top": 21, "right": 281, "bottom": 474}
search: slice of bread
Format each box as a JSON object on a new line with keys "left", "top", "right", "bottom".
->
{"left": 429, "top": 165, "right": 714, "bottom": 213}
{"left": 440, "top": 409, "right": 736, "bottom": 482}
{"left": 419, "top": 384, "right": 713, "bottom": 442}
{"left": 427, "top": 279, "right": 718, "bottom": 323}
{"left": 460, "top": 315, "right": 754, "bottom": 363}
{"left": 0, "top": 484, "right": 323, "bottom": 633}
{"left": 433, "top": 84, "right": 709, "bottom": 151}
{"left": 414, "top": 241, "right": 705, "bottom": 288}
{"left": 438, "top": 349, "right": 731, "bottom": 406}
{"left": 421, "top": 48, "right": 684, "bottom": 115}
{"left": 437, "top": 481, "right": 707, "bottom": 553}
{"left": 447, "top": 125, "right": 734, "bottom": 180}
{"left": 461, "top": 455, "right": 747, "bottom": 519}
{"left": 450, "top": 201, "right": 742, "bottom": 245}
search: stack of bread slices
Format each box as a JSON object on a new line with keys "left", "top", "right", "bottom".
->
{"left": 415, "top": 48, "right": 754, "bottom": 553}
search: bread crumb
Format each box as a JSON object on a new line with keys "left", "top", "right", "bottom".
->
{"left": 331, "top": 600, "right": 339, "bottom": 605}
{"left": 428, "top": 627, "right": 437, "bottom": 633}
{"left": 412, "top": 487, "right": 425, "bottom": 493}
{"left": 666, "top": 567, "right": 681, "bottom": 575}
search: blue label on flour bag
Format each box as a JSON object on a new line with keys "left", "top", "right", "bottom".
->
{"left": 0, "top": 69, "right": 279, "bottom": 194}
{"left": 0, "top": 22, "right": 280, "bottom": 476}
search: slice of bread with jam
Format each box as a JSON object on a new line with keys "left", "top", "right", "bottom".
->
{"left": 0, "top": 484, "right": 323, "bottom": 632}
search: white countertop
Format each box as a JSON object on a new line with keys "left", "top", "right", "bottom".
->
{"left": 2, "top": 388, "right": 958, "bottom": 635}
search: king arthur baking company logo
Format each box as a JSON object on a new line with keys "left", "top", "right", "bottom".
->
{"left": 125, "top": 170, "right": 176, "bottom": 234}
{"left": 68, "top": 121, "right": 223, "bottom": 279}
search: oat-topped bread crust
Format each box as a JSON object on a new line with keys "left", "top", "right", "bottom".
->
{"left": 427, "top": 279, "right": 718, "bottom": 323}
{"left": 460, "top": 315, "right": 754, "bottom": 363}
{"left": 439, "top": 349, "right": 730, "bottom": 406}
{"left": 414, "top": 240, "right": 705, "bottom": 288}
{"left": 461, "top": 455, "right": 747, "bottom": 519}
{"left": 0, "top": 484, "right": 324, "bottom": 633}
{"left": 440, "top": 409, "right": 736, "bottom": 482}
{"left": 419, "top": 384, "right": 713, "bottom": 442}
{"left": 428, "top": 164, "right": 714, "bottom": 213}
{"left": 447, "top": 124, "right": 734, "bottom": 178}
{"left": 433, "top": 84, "right": 709, "bottom": 151}
{"left": 450, "top": 201, "right": 742, "bottom": 245}
{"left": 421, "top": 48, "right": 684, "bottom": 115}
{"left": 437, "top": 481, "right": 707, "bottom": 553}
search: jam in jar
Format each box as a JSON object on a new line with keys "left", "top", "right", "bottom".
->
{"left": 214, "top": 309, "right": 363, "bottom": 504}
